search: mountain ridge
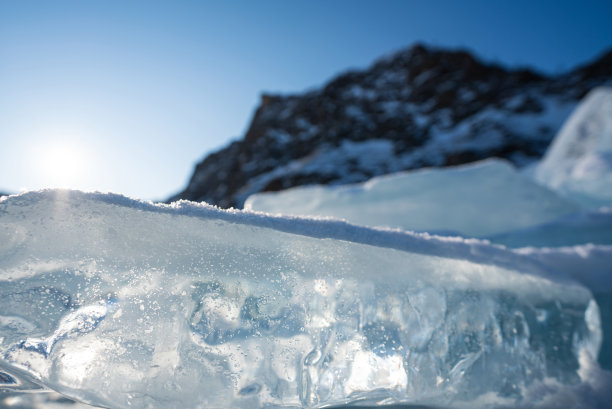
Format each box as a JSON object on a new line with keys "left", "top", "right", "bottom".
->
{"left": 170, "top": 43, "right": 612, "bottom": 208}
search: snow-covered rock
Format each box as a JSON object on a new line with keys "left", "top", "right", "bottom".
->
{"left": 170, "top": 44, "right": 612, "bottom": 208}
{"left": 0, "top": 190, "right": 607, "bottom": 409}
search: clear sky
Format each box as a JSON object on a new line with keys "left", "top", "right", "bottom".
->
{"left": 1, "top": 0, "right": 611, "bottom": 200}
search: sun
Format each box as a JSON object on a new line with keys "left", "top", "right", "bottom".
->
{"left": 34, "top": 141, "right": 92, "bottom": 189}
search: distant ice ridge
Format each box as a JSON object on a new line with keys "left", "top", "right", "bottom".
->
{"left": 534, "top": 87, "right": 612, "bottom": 208}
{"left": 0, "top": 190, "right": 606, "bottom": 409}
{"left": 245, "top": 158, "right": 579, "bottom": 238}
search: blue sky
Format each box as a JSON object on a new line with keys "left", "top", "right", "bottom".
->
{"left": 1, "top": 0, "right": 611, "bottom": 200}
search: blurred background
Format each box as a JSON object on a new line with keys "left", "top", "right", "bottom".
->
{"left": 1, "top": 0, "right": 612, "bottom": 201}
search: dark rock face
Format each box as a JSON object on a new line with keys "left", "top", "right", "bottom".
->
{"left": 170, "top": 44, "right": 612, "bottom": 208}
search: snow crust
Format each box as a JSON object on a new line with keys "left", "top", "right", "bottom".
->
{"left": 0, "top": 190, "right": 605, "bottom": 409}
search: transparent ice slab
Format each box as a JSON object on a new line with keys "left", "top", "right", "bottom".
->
{"left": 0, "top": 191, "right": 603, "bottom": 409}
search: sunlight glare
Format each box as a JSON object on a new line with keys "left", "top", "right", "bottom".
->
{"left": 33, "top": 141, "right": 93, "bottom": 189}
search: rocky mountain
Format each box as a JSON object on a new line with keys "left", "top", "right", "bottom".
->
{"left": 170, "top": 44, "right": 612, "bottom": 208}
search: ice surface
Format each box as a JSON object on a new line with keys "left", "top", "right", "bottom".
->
{"left": 0, "top": 190, "right": 606, "bottom": 409}
{"left": 513, "top": 244, "right": 612, "bottom": 371}
{"left": 534, "top": 87, "right": 612, "bottom": 208}
{"left": 245, "top": 159, "right": 578, "bottom": 238}
{"left": 515, "top": 244, "right": 612, "bottom": 299}
{"left": 0, "top": 391, "right": 97, "bottom": 409}
{"left": 487, "top": 208, "right": 612, "bottom": 248}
